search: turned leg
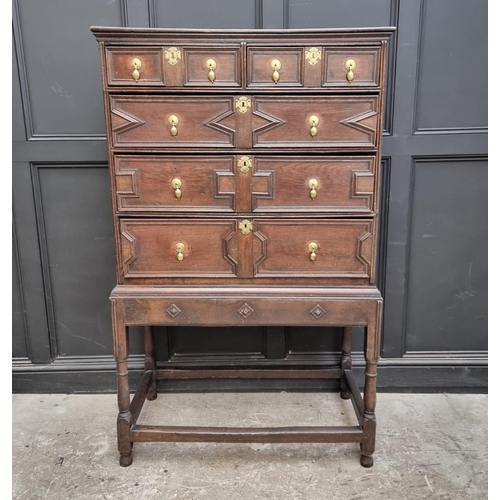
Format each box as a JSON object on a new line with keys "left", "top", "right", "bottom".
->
{"left": 360, "top": 303, "right": 382, "bottom": 468}
{"left": 112, "top": 302, "right": 133, "bottom": 467}
{"left": 340, "top": 327, "right": 352, "bottom": 400}
{"left": 144, "top": 326, "right": 158, "bottom": 401}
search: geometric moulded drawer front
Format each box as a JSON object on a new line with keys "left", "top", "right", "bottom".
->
{"left": 110, "top": 96, "right": 237, "bottom": 149}
{"left": 114, "top": 155, "right": 236, "bottom": 213}
{"left": 251, "top": 96, "right": 379, "bottom": 150}
{"left": 247, "top": 46, "right": 380, "bottom": 90}
{"left": 105, "top": 47, "right": 165, "bottom": 87}
{"left": 252, "top": 219, "right": 375, "bottom": 281}
{"left": 109, "top": 95, "right": 379, "bottom": 151}
{"left": 119, "top": 218, "right": 375, "bottom": 283}
{"left": 322, "top": 48, "right": 380, "bottom": 88}
{"left": 119, "top": 219, "right": 238, "bottom": 279}
{"left": 251, "top": 156, "right": 376, "bottom": 215}
{"left": 182, "top": 47, "right": 242, "bottom": 88}
{"left": 113, "top": 154, "right": 376, "bottom": 215}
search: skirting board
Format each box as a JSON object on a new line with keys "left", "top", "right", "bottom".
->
{"left": 13, "top": 361, "right": 487, "bottom": 394}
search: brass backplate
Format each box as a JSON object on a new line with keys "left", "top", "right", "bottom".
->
{"left": 165, "top": 47, "right": 181, "bottom": 65}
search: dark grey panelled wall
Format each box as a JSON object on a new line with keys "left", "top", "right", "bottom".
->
{"left": 12, "top": 0, "right": 487, "bottom": 392}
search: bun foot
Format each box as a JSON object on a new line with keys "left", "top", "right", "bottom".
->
{"left": 360, "top": 454, "right": 373, "bottom": 468}
{"left": 340, "top": 391, "right": 350, "bottom": 400}
{"left": 120, "top": 453, "right": 133, "bottom": 467}
{"left": 147, "top": 388, "right": 158, "bottom": 401}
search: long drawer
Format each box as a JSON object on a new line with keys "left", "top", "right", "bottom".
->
{"left": 118, "top": 218, "right": 375, "bottom": 283}
{"left": 113, "top": 154, "right": 377, "bottom": 215}
{"left": 109, "top": 95, "right": 380, "bottom": 151}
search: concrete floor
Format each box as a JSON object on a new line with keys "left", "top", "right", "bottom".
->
{"left": 13, "top": 393, "right": 487, "bottom": 500}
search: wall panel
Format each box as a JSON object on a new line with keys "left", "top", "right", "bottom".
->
{"left": 405, "top": 158, "right": 487, "bottom": 352}
{"left": 14, "top": 0, "right": 124, "bottom": 138}
{"left": 414, "top": 0, "right": 488, "bottom": 133}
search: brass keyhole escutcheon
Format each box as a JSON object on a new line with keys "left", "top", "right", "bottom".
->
{"left": 308, "top": 115, "right": 319, "bottom": 137}
{"left": 175, "top": 242, "right": 185, "bottom": 262}
{"left": 307, "top": 241, "right": 318, "bottom": 262}
{"left": 238, "top": 156, "right": 252, "bottom": 174}
{"left": 308, "top": 178, "right": 319, "bottom": 199}
{"left": 206, "top": 58, "right": 217, "bottom": 83}
{"left": 165, "top": 47, "right": 181, "bottom": 65}
{"left": 131, "top": 58, "right": 142, "bottom": 82}
{"left": 239, "top": 219, "right": 253, "bottom": 235}
{"left": 235, "top": 96, "right": 251, "bottom": 114}
{"left": 306, "top": 47, "right": 322, "bottom": 66}
{"left": 345, "top": 59, "right": 356, "bottom": 83}
{"left": 168, "top": 115, "right": 179, "bottom": 137}
{"left": 271, "top": 59, "right": 282, "bottom": 83}
{"left": 171, "top": 178, "right": 182, "bottom": 199}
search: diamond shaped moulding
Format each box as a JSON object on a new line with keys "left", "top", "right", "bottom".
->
{"left": 237, "top": 303, "right": 254, "bottom": 319}
{"left": 166, "top": 304, "right": 182, "bottom": 318}
{"left": 310, "top": 304, "right": 327, "bottom": 320}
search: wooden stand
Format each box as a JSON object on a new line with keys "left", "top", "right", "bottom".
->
{"left": 111, "top": 286, "right": 383, "bottom": 468}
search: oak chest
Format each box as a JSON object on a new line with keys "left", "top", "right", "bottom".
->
{"left": 92, "top": 26, "right": 394, "bottom": 468}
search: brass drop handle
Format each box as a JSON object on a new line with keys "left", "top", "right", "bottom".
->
{"left": 308, "top": 179, "right": 319, "bottom": 199}
{"left": 307, "top": 241, "right": 318, "bottom": 262}
{"left": 131, "top": 58, "right": 142, "bottom": 82}
{"left": 345, "top": 59, "right": 356, "bottom": 83}
{"left": 168, "top": 115, "right": 179, "bottom": 137}
{"left": 175, "top": 242, "right": 185, "bottom": 262}
{"left": 309, "top": 115, "right": 319, "bottom": 137}
{"left": 271, "top": 59, "right": 281, "bottom": 84}
{"left": 206, "top": 59, "right": 217, "bottom": 83}
{"left": 171, "top": 178, "right": 182, "bottom": 199}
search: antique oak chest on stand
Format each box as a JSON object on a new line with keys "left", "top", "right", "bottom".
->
{"left": 91, "top": 26, "right": 395, "bottom": 468}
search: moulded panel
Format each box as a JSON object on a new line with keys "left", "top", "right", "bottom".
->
{"left": 253, "top": 219, "right": 375, "bottom": 281}
{"left": 405, "top": 158, "right": 487, "bottom": 352}
{"left": 287, "top": 0, "right": 393, "bottom": 29}
{"left": 252, "top": 156, "right": 376, "bottom": 214}
{"left": 153, "top": 0, "right": 259, "bottom": 29}
{"left": 119, "top": 219, "right": 238, "bottom": 279}
{"left": 36, "top": 166, "right": 146, "bottom": 357}
{"left": 110, "top": 96, "right": 237, "bottom": 149}
{"left": 15, "top": 0, "right": 123, "bottom": 137}
{"left": 114, "top": 155, "right": 236, "bottom": 213}
{"left": 252, "top": 96, "right": 379, "bottom": 150}
{"left": 12, "top": 235, "right": 29, "bottom": 359}
{"left": 415, "top": 0, "right": 488, "bottom": 132}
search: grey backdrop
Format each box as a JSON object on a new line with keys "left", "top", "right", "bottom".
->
{"left": 13, "top": 0, "right": 487, "bottom": 392}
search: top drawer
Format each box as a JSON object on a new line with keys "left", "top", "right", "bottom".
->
{"left": 104, "top": 45, "right": 381, "bottom": 90}
{"left": 105, "top": 45, "right": 242, "bottom": 88}
{"left": 247, "top": 46, "right": 381, "bottom": 90}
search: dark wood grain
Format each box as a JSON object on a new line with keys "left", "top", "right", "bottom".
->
{"left": 114, "top": 155, "right": 236, "bottom": 213}
{"left": 130, "top": 425, "right": 364, "bottom": 443}
{"left": 105, "top": 47, "right": 165, "bottom": 86}
{"left": 252, "top": 95, "right": 379, "bottom": 150}
{"left": 119, "top": 219, "right": 238, "bottom": 279}
{"left": 93, "top": 25, "right": 393, "bottom": 468}
{"left": 252, "top": 156, "right": 377, "bottom": 215}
